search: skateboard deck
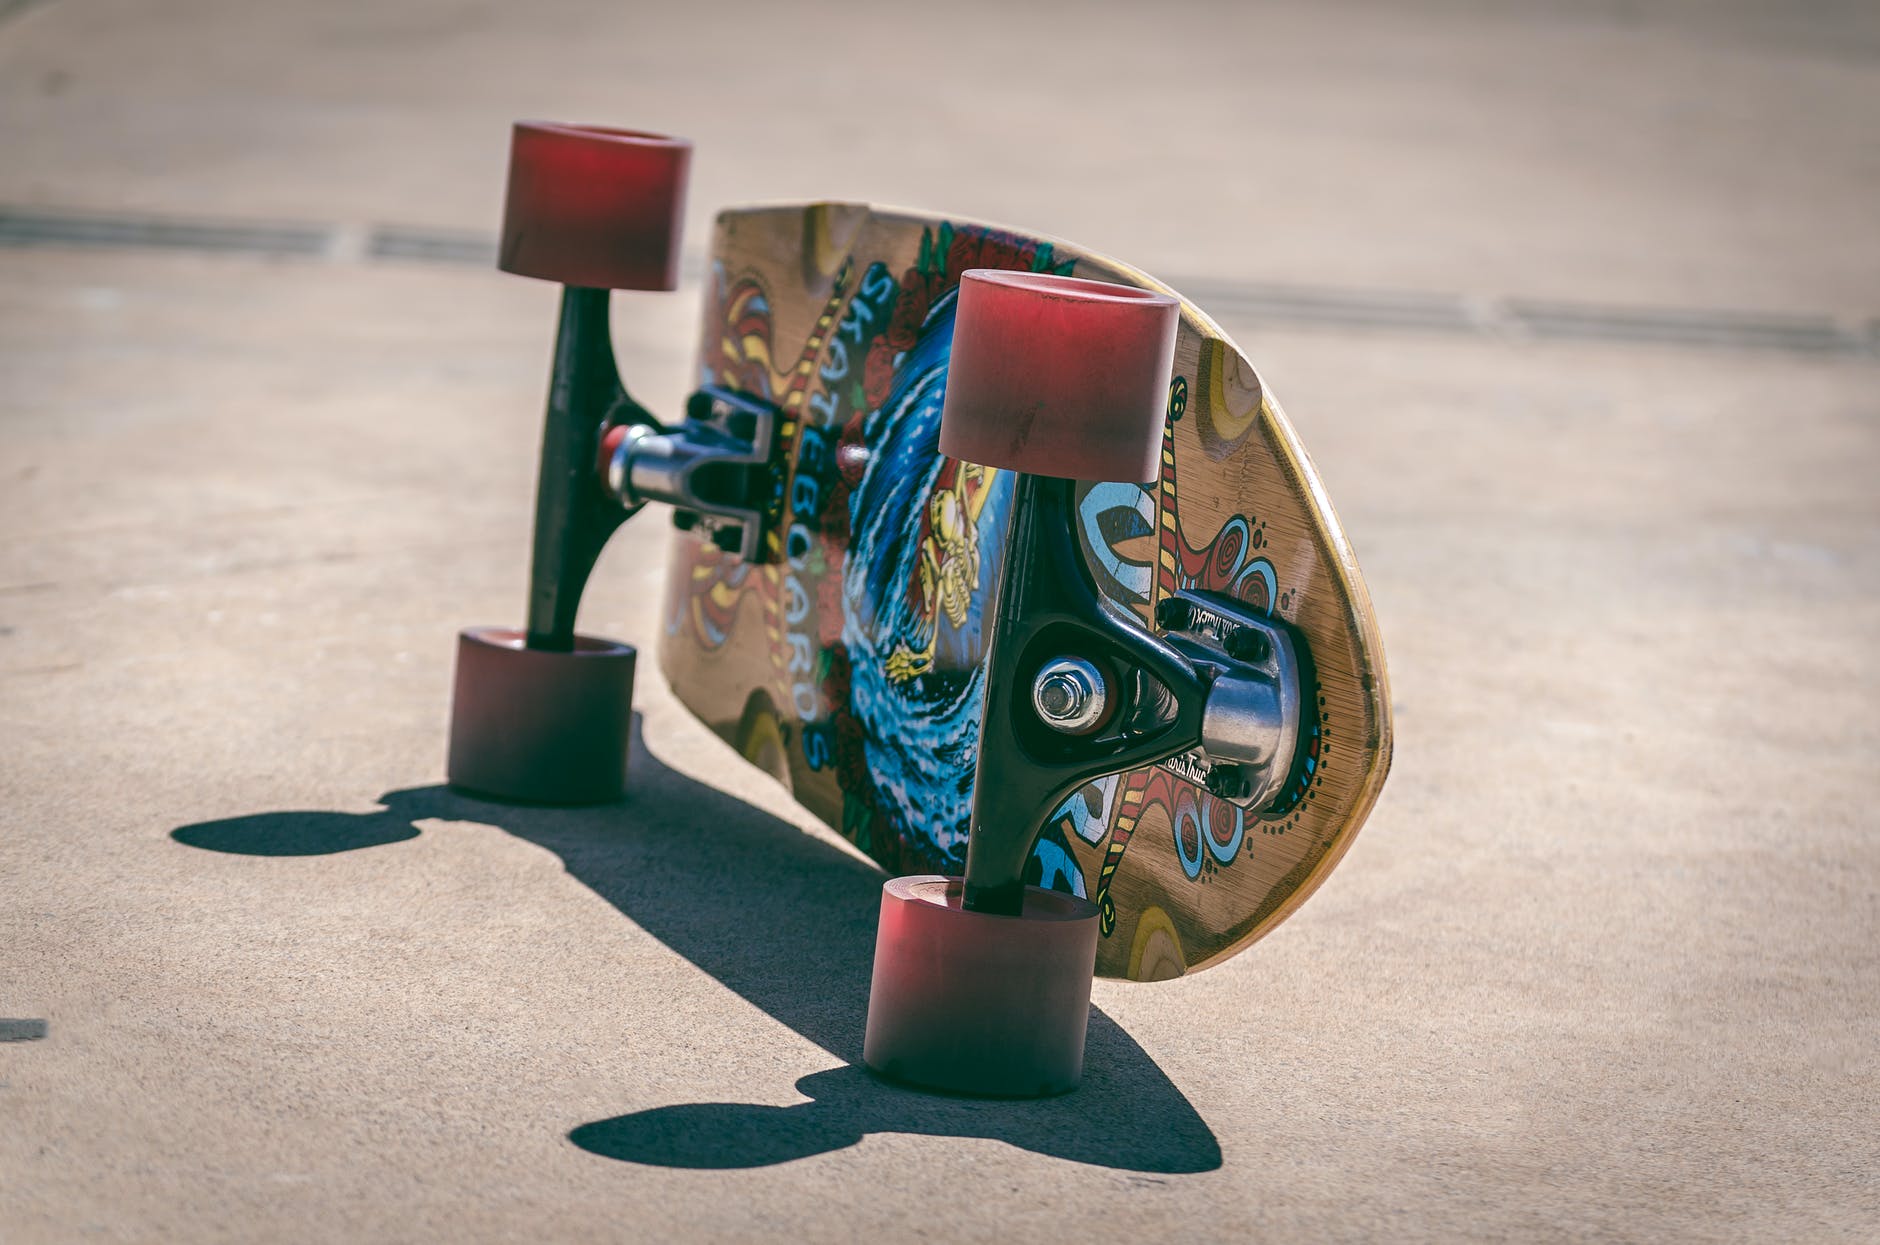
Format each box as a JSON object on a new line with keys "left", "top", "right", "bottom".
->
{"left": 659, "top": 203, "right": 1392, "bottom": 981}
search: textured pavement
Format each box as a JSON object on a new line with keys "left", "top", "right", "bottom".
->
{"left": 2, "top": 2, "right": 1876, "bottom": 1241}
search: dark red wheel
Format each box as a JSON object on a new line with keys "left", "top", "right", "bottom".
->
{"left": 446, "top": 627, "right": 636, "bottom": 805}
{"left": 863, "top": 875, "right": 1100, "bottom": 1097}
{"left": 498, "top": 121, "right": 691, "bottom": 290}
{"left": 939, "top": 270, "right": 1179, "bottom": 484}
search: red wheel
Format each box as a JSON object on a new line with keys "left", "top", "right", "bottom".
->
{"left": 498, "top": 122, "right": 691, "bottom": 290}
{"left": 863, "top": 875, "right": 1100, "bottom": 1097}
{"left": 939, "top": 270, "right": 1179, "bottom": 484}
{"left": 446, "top": 627, "right": 636, "bottom": 805}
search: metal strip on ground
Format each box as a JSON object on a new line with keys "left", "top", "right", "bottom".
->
{"left": 3, "top": 204, "right": 1873, "bottom": 359}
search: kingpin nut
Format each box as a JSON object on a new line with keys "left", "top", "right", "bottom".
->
{"left": 1031, "top": 657, "right": 1108, "bottom": 735}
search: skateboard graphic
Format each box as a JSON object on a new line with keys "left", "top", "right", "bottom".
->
{"left": 448, "top": 123, "right": 1392, "bottom": 1096}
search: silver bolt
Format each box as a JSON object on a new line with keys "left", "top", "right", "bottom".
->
{"left": 1031, "top": 657, "right": 1108, "bottom": 735}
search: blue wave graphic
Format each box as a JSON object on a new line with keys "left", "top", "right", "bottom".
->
{"left": 841, "top": 291, "right": 1013, "bottom": 868}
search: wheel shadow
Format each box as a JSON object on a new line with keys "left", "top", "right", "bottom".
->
{"left": 171, "top": 720, "right": 1222, "bottom": 1174}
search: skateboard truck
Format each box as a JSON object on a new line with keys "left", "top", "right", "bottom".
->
{"left": 602, "top": 385, "right": 781, "bottom": 565}
{"left": 954, "top": 484, "right": 1305, "bottom": 916}
{"left": 863, "top": 270, "right": 1309, "bottom": 1097}
{"left": 448, "top": 122, "right": 787, "bottom": 806}
{"left": 512, "top": 303, "right": 780, "bottom": 656}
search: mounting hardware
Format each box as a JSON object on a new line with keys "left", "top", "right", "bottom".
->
{"left": 1204, "top": 764, "right": 1253, "bottom": 801}
{"left": 1222, "top": 626, "right": 1270, "bottom": 664}
{"left": 1031, "top": 657, "right": 1109, "bottom": 735}
{"left": 1154, "top": 597, "right": 1194, "bottom": 631}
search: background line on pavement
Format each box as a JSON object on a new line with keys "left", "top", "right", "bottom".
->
{"left": 0, "top": 206, "right": 327, "bottom": 258}
{"left": 366, "top": 225, "right": 499, "bottom": 266}
{"left": 3, "top": 204, "right": 1873, "bottom": 359}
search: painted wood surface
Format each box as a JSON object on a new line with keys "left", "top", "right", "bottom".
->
{"left": 660, "top": 203, "right": 1391, "bottom": 981}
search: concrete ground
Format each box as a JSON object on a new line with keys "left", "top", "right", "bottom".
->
{"left": 1, "top": 1, "right": 1875, "bottom": 1240}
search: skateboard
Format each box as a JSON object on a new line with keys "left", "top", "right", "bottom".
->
{"left": 447, "top": 122, "right": 1392, "bottom": 1095}
{"left": 661, "top": 203, "right": 1393, "bottom": 983}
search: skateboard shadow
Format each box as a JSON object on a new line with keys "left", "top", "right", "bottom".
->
{"left": 171, "top": 721, "right": 1222, "bottom": 1174}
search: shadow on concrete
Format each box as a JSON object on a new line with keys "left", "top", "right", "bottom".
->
{"left": 171, "top": 721, "right": 1222, "bottom": 1174}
